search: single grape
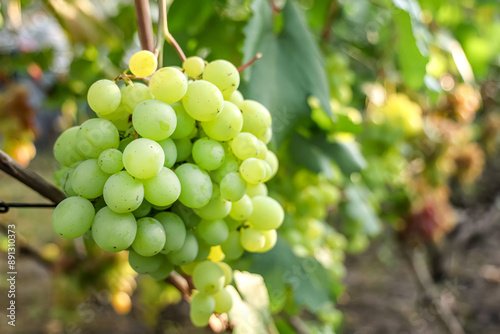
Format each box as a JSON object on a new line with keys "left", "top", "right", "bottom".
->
{"left": 196, "top": 219, "right": 229, "bottom": 246}
{"left": 53, "top": 126, "right": 86, "bottom": 166}
{"left": 103, "top": 171, "right": 144, "bottom": 213}
{"left": 154, "top": 212, "right": 186, "bottom": 254}
{"left": 131, "top": 217, "right": 166, "bottom": 257}
{"left": 192, "top": 261, "right": 225, "bottom": 294}
{"left": 87, "top": 79, "right": 121, "bottom": 115}
{"left": 220, "top": 172, "right": 246, "bottom": 202}
{"left": 247, "top": 195, "right": 284, "bottom": 230}
{"left": 98, "top": 149, "right": 124, "bottom": 174}
{"left": 96, "top": 103, "right": 132, "bottom": 131}
{"left": 240, "top": 227, "right": 265, "bottom": 252}
{"left": 194, "top": 240, "right": 211, "bottom": 262}
{"left": 228, "top": 90, "right": 244, "bottom": 107}
{"left": 118, "top": 136, "right": 134, "bottom": 152}
{"left": 221, "top": 231, "right": 244, "bottom": 260}
{"left": 182, "top": 80, "right": 223, "bottom": 121}
{"left": 180, "top": 261, "right": 200, "bottom": 276}
{"left": 240, "top": 100, "right": 272, "bottom": 140}
{"left": 246, "top": 183, "right": 268, "bottom": 197}
{"left": 128, "top": 250, "right": 163, "bottom": 274}
{"left": 120, "top": 83, "right": 154, "bottom": 113}
{"left": 157, "top": 138, "right": 177, "bottom": 168}
{"left": 216, "top": 262, "right": 233, "bottom": 286}
{"left": 190, "top": 292, "right": 215, "bottom": 327}
{"left": 210, "top": 151, "right": 239, "bottom": 183}
{"left": 262, "top": 126, "right": 273, "bottom": 144}
{"left": 230, "top": 132, "right": 260, "bottom": 160}
{"left": 229, "top": 194, "right": 253, "bottom": 221}
{"left": 183, "top": 56, "right": 205, "bottom": 78}
{"left": 173, "top": 137, "right": 193, "bottom": 162}
{"left": 52, "top": 197, "right": 95, "bottom": 239}
{"left": 122, "top": 138, "right": 164, "bottom": 179}
{"left": 150, "top": 67, "right": 188, "bottom": 103}
{"left": 170, "top": 102, "right": 196, "bottom": 139}
{"left": 129, "top": 50, "right": 157, "bottom": 77}
{"left": 92, "top": 207, "right": 137, "bottom": 252}
{"left": 193, "top": 184, "right": 231, "bottom": 220}
{"left": 201, "top": 101, "right": 243, "bottom": 141}
{"left": 175, "top": 163, "right": 213, "bottom": 208}
{"left": 72, "top": 159, "right": 110, "bottom": 199}
{"left": 143, "top": 167, "right": 181, "bottom": 206}
{"left": 149, "top": 256, "right": 174, "bottom": 280}
{"left": 76, "top": 118, "right": 120, "bottom": 158}
{"left": 256, "top": 229, "right": 277, "bottom": 252}
{"left": 213, "top": 287, "right": 233, "bottom": 313}
{"left": 202, "top": 60, "right": 240, "bottom": 99}
{"left": 255, "top": 140, "right": 268, "bottom": 159}
{"left": 264, "top": 151, "right": 279, "bottom": 179}
{"left": 133, "top": 200, "right": 152, "bottom": 218}
{"left": 132, "top": 99, "right": 177, "bottom": 141}
{"left": 60, "top": 167, "right": 77, "bottom": 196}
{"left": 239, "top": 158, "right": 267, "bottom": 184}
{"left": 192, "top": 138, "right": 225, "bottom": 171}
{"left": 167, "top": 231, "right": 199, "bottom": 265}
{"left": 170, "top": 202, "right": 201, "bottom": 229}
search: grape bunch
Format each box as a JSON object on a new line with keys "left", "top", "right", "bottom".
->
{"left": 52, "top": 50, "right": 284, "bottom": 326}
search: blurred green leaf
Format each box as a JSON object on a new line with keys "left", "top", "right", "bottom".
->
{"left": 343, "top": 185, "right": 382, "bottom": 236}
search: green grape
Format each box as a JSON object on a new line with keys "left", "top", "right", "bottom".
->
{"left": 87, "top": 79, "right": 121, "bottom": 115}
{"left": 96, "top": 103, "right": 131, "bottom": 131}
{"left": 194, "top": 184, "right": 231, "bottom": 220}
{"left": 230, "top": 132, "right": 260, "bottom": 160}
{"left": 157, "top": 138, "right": 177, "bottom": 168}
{"left": 170, "top": 102, "right": 196, "bottom": 139}
{"left": 131, "top": 217, "right": 166, "bottom": 256}
{"left": 210, "top": 151, "right": 239, "bottom": 183}
{"left": 225, "top": 216, "right": 242, "bottom": 231}
{"left": 221, "top": 231, "right": 244, "bottom": 260}
{"left": 262, "top": 161, "right": 273, "bottom": 182}
{"left": 167, "top": 231, "right": 198, "bottom": 265}
{"left": 264, "top": 151, "right": 279, "bottom": 179}
{"left": 192, "top": 138, "right": 225, "bottom": 171}
{"left": 76, "top": 118, "right": 120, "bottom": 158}
{"left": 213, "top": 287, "right": 233, "bottom": 313}
{"left": 53, "top": 126, "right": 86, "bottom": 167}
{"left": 202, "top": 60, "right": 240, "bottom": 99}
{"left": 201, "top": 101, "right": 243, "bottom": 141}
{"left": 128, "top": 250, "right": 162, "bottom": 274}
{"left": 52, "top": 197, "right": 95, "bottom": 239}
{"left": 216, "top": 262, "right": 232, "bottom": 286}
{"left": 120, "top": 83, "right": 154, "bottom": 113}
{"left": 170, "top": 202, "right": 201, "bottom": 228}
{"left": 118, "top": 136, "right": 134, "bottom": 152}
{"left": 175, "top": 163, "right": 213, "bottom": 208}
{"left": 150, "top": 67, "right": 188, "bottom": 103}
{"left": 149, "top": 256, "right": 174, "bottom": 280}
{"left": 229, "top": 194, "right": 253, "bottom": 220}
{"left": 319, "top": 183, "right": 341, "bottom": 205}
{"left": 183, "top": 56, "right": 205, "bottom": 78}
{"left": 132, "top": 99, "right": 177, "bottom": 140}
{"left": 133, "top": 200, "right": 152, "bottom": 218}
{"left": 122, "top": 138, "right": 164, "bottom": 179}
{"left": 93, "top": 196, "right": 106, "bottom": 212}
{"left": 143, "top": 167, "right": 181, "bottom": 206}
{"left": 240, "top": 227, "right": 265, "bottom": 252}
{"left": 246, "top": 183, "right": 267, "bottom": 197}
{"left": 173, "top": 137, "right": 193, "bottom": 162}
{"left": 103, "top": 171, "right": 144, "bottom": 213}
{"left": 256, "top": 229, "right": 277, "bottom": 252}
{"left": 220, "top": 172, "right": 246, "bottom": 202}
{"left": 240, "top": 100, "right": 272, "bottom": 140}
{"left": 239, "top": 158, "right": 266, "bottom": 184}
{"left": 255, "top": 140, "right": 268, "bottom": 160}
{"left": 154, "top": 212, "right": 186, "bottom": 254}
{"left": 192, "top": 261, "right": 225, "bottom": 294}
{"left": 182, "top": 80, "right": 223, "bottom": 121}
{"left": 228, "top": 90, "right": 244, "bottom": 107}
{"left": 194, "top": 240, "right": 211, "bottom": 262}
{"left": 180, "top": 261, "right": 200, "bottom": 275}
{"left": 190, "top": 292, "right": 215, "bottom": 327}
{"left": 129, "top": 50, "right": 157, "bottom": 77}
{"left": 196, "top": 219, "right": 229, "bottom": 246}
{"left": 248, "top": 196, "right": 284, "bottom": 230}
{"left": 98, "top": 149, "right": 124, "bottom": 174}
{"left": 92, "top": 207, "right": 137, "bottom": 252}
{"left": 60, "top": 165, "right": 78, "bottom": 197}
{"left": 262, "top": 126, "right": 272, "bottom": 144}
{"left": 72, "top": 159, "right": 110, "bottom": 199}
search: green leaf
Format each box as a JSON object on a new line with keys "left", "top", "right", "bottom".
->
{"left": 290, "top": 134, "right": 334, "bottom": 180}
{"left": 241, "top": 0, "right": 332, "bottom": 147}
{"left": 343, "top": 185, "right": 382, "bottom": 236}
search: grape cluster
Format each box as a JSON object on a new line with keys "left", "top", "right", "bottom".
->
{"left": 52, "top": 50, "right": 283, "bottom": 325}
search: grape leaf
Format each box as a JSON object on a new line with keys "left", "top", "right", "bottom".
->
{"left": 241, "top": 0, "right": 332, "bottom": 147}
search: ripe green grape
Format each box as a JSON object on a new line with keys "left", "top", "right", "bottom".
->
{"left": 76, "top": 118, "right": 120, "bottom": 158}
{"left": 167, "top": 231, "right": 198, "bottom": 265}
{"left": 213, "top": 287, "right": 233, "bottom": 313}
{"left": 189, "top": 292, "right": 215, "bottom": 327}
{"left": 120, "top": 83, "right": 154, "bottom": 113}
{"left": 52, "top": 197, "right": 95, "bottom": 239}
{"left": 194, "top": 184, "right": 231, "bottom": 220}
{"left": 257, "top": 229, "right": 277, "bottom": 252}
{"left": 96, "top": 103, "right": 131, "bottom": 131}
{"left": 132, "top": 99, "right": 177, "bottom": 141}
{"left": 240, "top": 227, "right": 265, "bottom": 252}
{"left": 192, "top": 138, "right": 225, "bottom": 171}
{"left": 255, "top": 140, "right": 268, "bottom": 160}
{"left": 128, "top": 250, "right": 162, "bottom": 274}
{"left": 129, "top": 50, "right": 157, "bottom": 77}
{"left": 170, "top": 202, "right": 201, "bottom": 229}
{"left": 149, "top": 256, "right": 174, "bottom": 280}
{"left": 216, "top": 262, "right": 232, "bottom": 286}
{"left": 175, "top": 163, "right": 213, "bottom": 208}
{"left": 98, "top": 149, "right": 124, "bottom": 174}
{"left": 248, "top": 195, "right": 284, "bottom": 230}
{"left": 60, "top": 166, "right": 78, "bottom": 196}
{"left": 210, "top": 151, "right": 239, "bottom": 183}
{"left": 143, "top": 167, "right": 181, "bottom": 206}
{"left": 240, "top": 100, "right": 272, "bottom": 140}
{"left": 118, "top": 136, "right": 134, "bottom": 152}
{"left": 103, "top": 171, "right": 144, "bottom": 213}
{"left": 133, "top": 200, "right": 152, "bottom": 218}
{"left": 92, "top": 206, "right": 137, "bottom": 252}
{"left": 157, "top": 138, "right": 177, "bottom": 168}
{"left": 230, "top": 132, "right": 260, "bottom": 160}
{"left": 196, "top": 219, "right": 229, "bottom": 246}
{"left": 192, "top": 261, "right": 225, "bottom": 294}
{"left": 183, "top": 56, "right": 205, "bottom": 78}
{"left": 194, "top": 240, "right": 211, "bottom": 262}
{"left": 131, "top": 217, "right": 166, "bottom": 256}
{"left": 87, "top": 79, "right": 121, "bottom": 115}
{"left": 201, "top": 101, "right": 243, "bottom": 141}
{"left": 240, "top": 158, "right": 267, "bottom": 184}
{"left": 154, "top": 212, "right": 186, "bottom": 254}
{"left": 229, "top": 194, "right": 253, "bottom": 221}
{"left": 173, "top": 137, "right": 192, "bottom": 162}
{"left": 202, "top": 60, "right": 240, "bottom": 99}
{"left": 220, "top": 172, "right": 246, "bottom": 202}
{"left": 150, "top": 67, "right": 188, "bottom": 103}
{"left": 246, "top": 183, "right": 268, "bottom": 197}
{"left": 122, "top": 138, "right": 164, "bottom": 179}
{"left": 228, "top": 90, "right": 244, "bottom": 107}
{"left": 170, "top": 102, "right": 196, "bottom": 139}
{"left": 182, "top": 80, "right": 223, "bottom": 121}
{"left": 221, "top": 231, "right": 244, "bottom": 260}
{"left": 72, "top": 159, "right": 110, "bottom": 199}
{"left": 53, "top": 126, "right": 86, "bottom": 167}
{"left": 264, "top": 151, "right": 279, "bottom": 179}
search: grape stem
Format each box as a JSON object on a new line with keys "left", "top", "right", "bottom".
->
{"left": 321, "top": 0, "right": 338, "bottom": 43}
{"left": 134, "top": 0, "right": 155, "bottom": 52}
{"left": 238, "top": 53, "right": 263, "bottom": 73}
{"left": 160, "top": 0, "right": 187, "bottom": 62}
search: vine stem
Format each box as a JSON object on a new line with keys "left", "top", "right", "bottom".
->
{"left": 134, "top": 0, "right": 155, "bottom": 52}
{"left": 238, "top": 53, "right": 263, "bottom": 73}
{"left": 161, "top": 0, "right": 186, "bottom": 62}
